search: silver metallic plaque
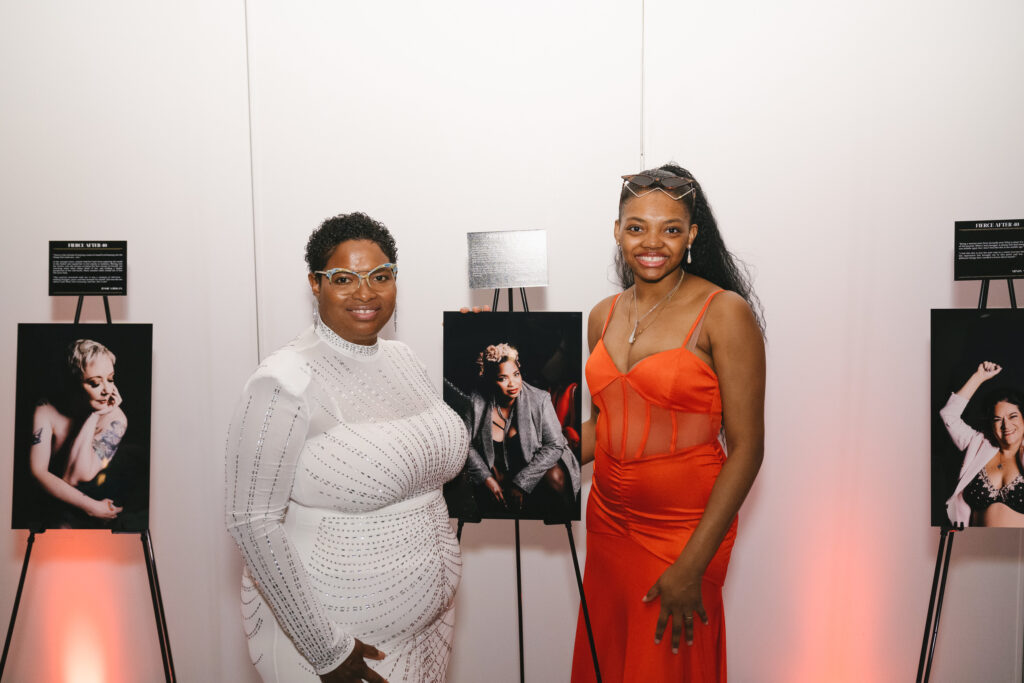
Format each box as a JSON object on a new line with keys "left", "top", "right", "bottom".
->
{"left": 467, "top": 229, "right": 549, "bottom": 290}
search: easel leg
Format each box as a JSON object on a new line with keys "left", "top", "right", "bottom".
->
{"left": 514, "top": 519, "right": 525, "bottom": 683}
{"left": 916, "top": 528, "right": 955, "bottom": 683}
{"left": 1, "top": 531, "right": 38, "bottom": 681}
{"left": 141, "top": 530, "right": 177, "bottom": 683}
{"left": 565, "top": 523, "right": 601, "bottom": 682}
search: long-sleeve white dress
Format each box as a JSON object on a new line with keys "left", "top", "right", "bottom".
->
{"left": 226, "top": 317, "right": 469, "bottom": 682}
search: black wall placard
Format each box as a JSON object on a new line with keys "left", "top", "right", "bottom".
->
{"left": 954, "top": 220, "right": 1024, "bottom": 280}
{"left": 49, "top": 241, "right": 127, "bottom": 295}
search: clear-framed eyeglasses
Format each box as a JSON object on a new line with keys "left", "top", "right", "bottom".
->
{"left": 621, "top": 174, "right": 697, "bottom": 201}
{"left": 314, "top": 263, "right": 398, "bottom": 294}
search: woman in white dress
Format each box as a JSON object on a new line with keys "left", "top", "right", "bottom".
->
{"left": 226, "top": 213, "right": 469, "bottom": 683}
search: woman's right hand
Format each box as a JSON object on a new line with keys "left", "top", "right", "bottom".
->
{"left": 96, "top": 386, "right": 123, "bottom": 415}
{"left": 484, "top": 476, "right": 506, "bottom": 506}
{"left": 320, "top": 639, "right": 387, "bottom": 683}
{"left": 975, "top": 361, "right": 1002, "bottom": 381}
{"left": 87, "top": 498, "right": 122, "bottom": 519}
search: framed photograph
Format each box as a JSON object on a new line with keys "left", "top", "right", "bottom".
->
{"left": 442, "top": 311, "right": 582, "bottom": 522}
{"left": 932, "top": 309, "right": 1024, "bottom": 528}
{"left": 11, "top": 324, "right": 152, "bottom": 531}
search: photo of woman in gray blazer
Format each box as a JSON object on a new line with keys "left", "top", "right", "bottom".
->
{"left": 442, "top": 311, "right": 583, "bottom": 523}
{"left": 461, "top": 342, "right": 580, "bottom": 520}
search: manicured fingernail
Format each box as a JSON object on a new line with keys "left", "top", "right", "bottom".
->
{"left": 654, "top": 638, "right": 660, "bottom": 644}
{"left": 672, "top": 647, "right": 678, "bottom": 654}
{"left": 687, "top": 640, "right": 693, "bottom": 646}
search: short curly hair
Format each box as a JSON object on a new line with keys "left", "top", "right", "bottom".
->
{"left": 476, "top": 343, "right": 520, "bottom": 381}
{"left": 305, "top": 212, "right": 398, "bottom": 277}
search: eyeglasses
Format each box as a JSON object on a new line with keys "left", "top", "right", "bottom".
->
{"left": 621, "top": 174, "right": 697, "bottom": 201}
{"left": 314, "top": 263, "right": 398, "bottom": 294}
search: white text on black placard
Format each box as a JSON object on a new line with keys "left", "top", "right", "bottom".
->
{"left": 954, "top": 220, "right": 1024, "bottom": 280}
{"left": 49, "top": 241, "right": 127, "bottom": 295}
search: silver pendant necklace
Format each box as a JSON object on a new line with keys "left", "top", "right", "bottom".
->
{"left": 629, "top": 269, "right": 685, "bottom": 344}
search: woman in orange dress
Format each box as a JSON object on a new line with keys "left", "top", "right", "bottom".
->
{"left": 571, "top": 164, "right": 765, "bottom": 682}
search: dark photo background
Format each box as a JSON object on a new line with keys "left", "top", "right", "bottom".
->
{"left": 11, "top": 323, "right": 152, "bottom": 531}
{"left": 442, "top": 311, "right": 582, "bottom": 522}
{"left": 931, "top": 309, "right": 1024, "bottom": 527}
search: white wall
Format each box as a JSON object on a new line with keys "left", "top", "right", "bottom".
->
{"left": 2, "top": 1, "right": 1023, "bottom": 682}
{"left": 0, "top": 2, "right": 258, "bottom": 681}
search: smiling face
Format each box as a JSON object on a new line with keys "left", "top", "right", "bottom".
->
{"left": 308, "top": 239, "right": 397, "bottom": 346}
{"left": 494, "top": 360, "right": 522, "bottom": 402}
{"left": 615, "top": 191, "right": 698, "bottom": 284}
{"left": 993, "top": 400, "right": 1024, "bottom": 450}
{"left": 80, "top": 354, "right": 116, "bottom": 411}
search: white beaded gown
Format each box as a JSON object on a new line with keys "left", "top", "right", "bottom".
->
{"left": 226, "top": 317, "right": 469, "bottom": 682}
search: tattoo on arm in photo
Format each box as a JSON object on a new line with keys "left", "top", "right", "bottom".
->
{"left": 93, "top": 420, "right": 126, "bottom": 463}
{"left": 32, "top": 428, "right": 42, "bottom": 446}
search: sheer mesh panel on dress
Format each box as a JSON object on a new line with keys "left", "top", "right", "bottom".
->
{"left": 597, "top": 379, "right": 625, "bottom": 458}
{"left": 601, "top": 378, "right": 716, "bottom": 462}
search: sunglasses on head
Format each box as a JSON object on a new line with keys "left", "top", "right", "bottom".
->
{"left": 621, "top": 174, "right": 697, "bottom": 201}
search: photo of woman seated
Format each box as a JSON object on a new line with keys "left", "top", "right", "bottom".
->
{"left": 462, "top": 343, "right": 580, "bottom": 520}
{"left": 941, "top": 361, "right": 1024, "bottom": 527}
{"left": 442, "top": 313, "right": 582, "bottom": 523}
{"left": 12, "top": 325, "right": 152, "bottom": 531}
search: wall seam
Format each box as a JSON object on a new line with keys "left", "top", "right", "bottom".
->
{"left": 242, "top": 0, "right": 263, "bottom": 364}
{"left": 640, "top": 0, "right": 646, "bottom": 168}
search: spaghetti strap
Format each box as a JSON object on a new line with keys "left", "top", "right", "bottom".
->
{"left": 683, "top": 289, "right": 725, "bottom": 346}
{"left": 600, "top": 293, "right": 623, "bottom": 338}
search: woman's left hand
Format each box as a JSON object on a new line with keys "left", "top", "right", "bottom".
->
{"left": 507, "top": 485, "right": 525, "bottom": 512}
{"left": 643, "top": 561, "right": 707, "bottom": 652}
{"left": 96, "top": 386, "right": 123, "bottom": 416}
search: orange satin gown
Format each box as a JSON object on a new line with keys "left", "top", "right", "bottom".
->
{"left": 571, "top": 290, "right": 736, "bottom": 683}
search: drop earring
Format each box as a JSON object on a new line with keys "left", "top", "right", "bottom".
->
{"left": 686, "top": 246, "right": 692, "bottom": 265}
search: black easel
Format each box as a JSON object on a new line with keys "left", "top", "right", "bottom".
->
{"left": 456, "top": 289, "right": 602, "bottom": 683}
{"left": 491, "top": 287, "right": 531, "bottom": 314}
{"left": 916, "top": 277, "right": 1017, "bottom": 683}
{"left": 1, "top": 296, "right": 176, "bottom": 683}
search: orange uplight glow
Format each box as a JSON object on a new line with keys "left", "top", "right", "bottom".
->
{"left": 12, "top": 530, "right": 147, "bottom": 683}
{"left": 62, "top": 614, "right": 107, "bottom": 683}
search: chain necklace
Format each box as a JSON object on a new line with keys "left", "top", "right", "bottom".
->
{"left": 997, "top": 444, "right": 1022, "bottom": 470}
{"left": 629, "top": 269, "right": 685, "bottom": 344}
{"left": 492, "top": 402, "right": 515, "bottom": 434}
